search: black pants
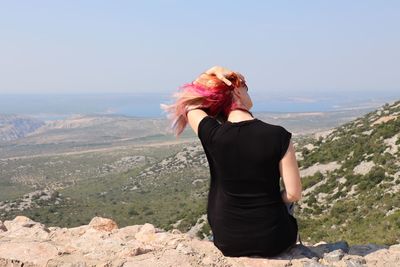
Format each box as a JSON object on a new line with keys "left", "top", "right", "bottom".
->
{"left": 208, "top": 203, "right": 297, "bottom": 242}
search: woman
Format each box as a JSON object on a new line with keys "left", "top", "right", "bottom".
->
{"left": 160, "top": 66, "right": 302, "bottom": 257}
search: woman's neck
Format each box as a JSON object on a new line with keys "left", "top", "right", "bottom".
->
{"left": 227, "top": 108, "right": 254, "bottom": 122}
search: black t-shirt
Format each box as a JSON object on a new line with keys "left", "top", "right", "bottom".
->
{"left": 198, "top": 115, "right": 298, "bottom": 257}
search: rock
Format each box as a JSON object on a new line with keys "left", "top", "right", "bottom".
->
{"left": 134, "top": 223, "right": 156, "bottom": 243}
{"left": 0, "top": 258, "right": 37, "bottom": 267}
{"left": 342, "top": 254, "right": 367, "bottom": 267}
{"left": 118, "top": 240, "right": 154, "bottom": 257}
{"left": 111, "top": 225, "right": 142, "bottom": 241}
{"left": 201, "top": 256, "right": 214, "bottom": 265}
{"left": 176, "top": 242, "right": 194, "bottom": 255}
{"left": 3, "top": 215, "right": 36, "bottom": 231}
{"left": 1, "top": 216, "right": 50, "bottom": 241}
{"left": 0, "top": 215, "right": 398, "bottom": 266}
{"left": 303, "top": 261, "right": 329, "bottom": 267}
{"left": 310, "top": 240, "right": 349, "bottom": 258}
{"left": 0, "top": 241, "right": 58, "bottom": 266}
{"left": 17, "top": 216, "right": 50, "bottom": 233}
{"left": 363, "top": 245, "right": 400, "bottom": 267}
{"left": 323, "top": 248, "right": 345, "bottom": 262}
{"left": 88, "top": 216, "right": 118, "bottom": 232}
{"left": 389, "top": 244, "right": 400, "bottom": 251}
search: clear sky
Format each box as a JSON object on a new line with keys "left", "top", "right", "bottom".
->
{"left": 1, "top": 1, "right": 399, "bottom": 96}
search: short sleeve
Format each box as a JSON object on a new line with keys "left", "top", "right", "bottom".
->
{"left": 279, "top": 127, "right": 292, "bottom": 160}
{"left": 198, "top": 116, "right": 221, "bottom": 146}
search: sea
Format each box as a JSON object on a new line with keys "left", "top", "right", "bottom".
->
{"left": 0, "top": 91, "right": 398, "bottom": 121}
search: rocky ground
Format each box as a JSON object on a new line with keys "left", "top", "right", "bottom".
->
{"left": 0, "top": 216, "right": 399, "bottom": 267}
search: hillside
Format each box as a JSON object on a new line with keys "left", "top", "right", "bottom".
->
{"left": 0, "top": 114, "right": 45, "bottom": 142}
{"left": 0, "top": 100, "right": 399, "bottom": 247}
{"left": 295, "top": 100, "right": 400, "bottom": 245}
{"left": 0, "top": 108, "right": 373, "bottom": 158}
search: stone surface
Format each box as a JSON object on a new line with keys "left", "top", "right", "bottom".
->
{"left": 0, "top": 216, "right": 398, "bottom": 267}
{"left": 88, "top": 216, "right": 119, "bottom": 232}
{"left": 323, "top": 249, "right": 345, "bottom": 262}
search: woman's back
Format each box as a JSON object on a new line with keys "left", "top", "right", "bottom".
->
{"left": 198, "top": 115, "right": 298, "bottom": 257}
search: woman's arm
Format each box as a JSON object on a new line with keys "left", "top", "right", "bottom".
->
{"left": 186, "top": 106, "right": 208, "bottom": 137}
{"left": 279, "top": 141, "right": 302, "bottom": 203}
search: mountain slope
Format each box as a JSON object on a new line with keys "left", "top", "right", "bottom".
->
{"left": 0, "top": 114, "right": 45, "bottom": 142}
{"left": 0, "top": 101, "right": 399, "bottom": 246}
{"left": 296, "top": 100, "right": 400, "bottom": 245}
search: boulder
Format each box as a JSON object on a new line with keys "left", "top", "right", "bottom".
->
{"left": 0, "top": 216, "right": 398, "bottom": 266}
{"left": 88, "top": 216, "right": 118, "bottom": 232}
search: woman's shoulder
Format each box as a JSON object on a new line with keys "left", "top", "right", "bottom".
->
{"left": 257, "top": 119, "right": 290, "bottom": 134}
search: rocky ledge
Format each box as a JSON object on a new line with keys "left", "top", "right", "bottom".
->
{"left": 0, "top": 216, "right": 399, "bottom": 267}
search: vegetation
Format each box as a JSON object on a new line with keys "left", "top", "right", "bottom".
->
{"left": 295, "top": 100, "right": 400, "bottom": 245}
{"left": 1, "top": 100, "right": 399, "bottom": 245}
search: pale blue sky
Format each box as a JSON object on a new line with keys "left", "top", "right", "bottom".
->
{"left": 1, "top": 1, "right": 399, "bottom": 96}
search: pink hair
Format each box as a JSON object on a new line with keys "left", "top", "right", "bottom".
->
{"left": 160, "top": 73, "right": 246, "bottom": 137}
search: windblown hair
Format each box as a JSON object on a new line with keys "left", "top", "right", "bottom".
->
{"left": 160, "top": 72, "right": 247, "bottom": 137}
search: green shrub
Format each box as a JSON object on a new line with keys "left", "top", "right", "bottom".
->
{"left": 128, "top": 207, "right": 139, "bottom": 216}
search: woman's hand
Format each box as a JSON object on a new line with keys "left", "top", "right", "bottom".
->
{"left": 195, "top": 66, "right": 240, "bottom": 87}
